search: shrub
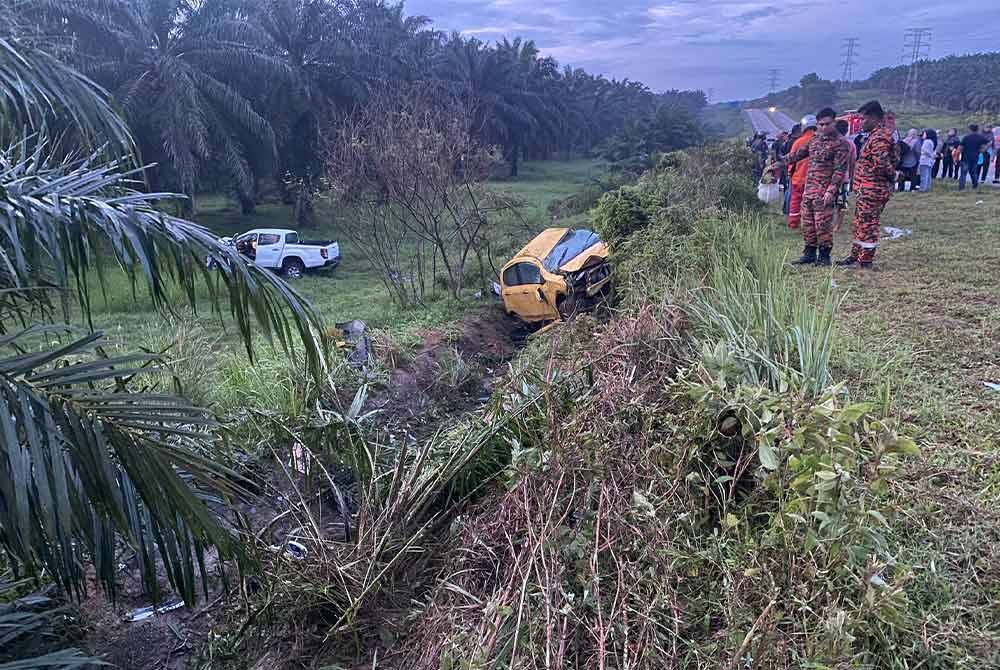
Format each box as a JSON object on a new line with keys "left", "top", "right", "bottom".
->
{"left": 592, "top": 185, "right": 652, "bottom": 248}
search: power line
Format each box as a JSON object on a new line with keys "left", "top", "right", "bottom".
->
{"left": 767, "top": 68, "right": 780, "bottom": 95}
{"left": 901, "top": 28, "right": 932, "bottom": 109}
{"left": 840, "top": 37, "right": 859, "bottom": 87}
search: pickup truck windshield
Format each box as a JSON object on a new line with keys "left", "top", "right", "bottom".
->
{"left": 542, "top": 230, "right": 601, "bottom": 272}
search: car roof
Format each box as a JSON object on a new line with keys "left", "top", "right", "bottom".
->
{"left": 510, "top": 228, "right": 570, "bottom": 263}
{"left": 242, "top": 228, "right": 295, "bottom": 236}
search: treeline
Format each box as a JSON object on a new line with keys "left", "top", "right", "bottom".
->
{"left": 866, "top": 52, "right": 1000, "bottom": 113}
{"left": 11, "top": 0, "right": 707, "bottom": 213}
{"left": 754, "top": 52, "right": 1000, "bottom": 116}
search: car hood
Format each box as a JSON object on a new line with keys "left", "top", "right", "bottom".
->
{"left": 557, "top": 242, "right": 608, "bottom": 273}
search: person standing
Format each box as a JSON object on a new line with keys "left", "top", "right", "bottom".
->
{"left": 980, "top": 129, "right": 996, "bottom": 183}
{"left": 787, "top": 115, "right": 817, "bottom": 229}
{"left": 918, "top": 129, "right": 937, "bottom": 192}
{"left": 898, "top": 129, "right": 920, "bottom": 191}
{"left": 941, "top": 128, "right": 960, "bottom": 179}
{"left": 837, "top": 101, "right": 900, "bottom": 268}
{"left": 781, "top": 124, "right": 801, "bottom": 215}
{"left": 959, "top": 124, "right": 986, "bottom": 190}
{"left": 832, "top": 119, "right": 857, "bottom": 232}
{"left": 786, "top": 108, "right": 850, "bottom": 266}
{"left": 993, "top": 127, "right": 1000, "bottom": 184}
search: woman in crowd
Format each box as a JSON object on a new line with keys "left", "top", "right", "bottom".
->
{"left": 897, "top": 128, "right": 920, "bottom": 191}
{"left": 918, "top": 129, "right": 937, "bottom": 192}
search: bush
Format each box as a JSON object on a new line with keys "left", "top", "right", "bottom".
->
{"left": 592, "top": 185, "right": 652, "bottom": 248}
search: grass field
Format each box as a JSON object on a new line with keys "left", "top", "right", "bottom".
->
{"left": 91, "top": 159, "right": 605, "bottom": 351}
{"left": 765, "top": 179, "right": 1000, "bottom": 655}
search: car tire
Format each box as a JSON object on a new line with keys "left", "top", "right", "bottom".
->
{"left": 283, "top": 258, "right": 305, "bottom": 279}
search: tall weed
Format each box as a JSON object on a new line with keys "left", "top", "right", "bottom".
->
{"left": 691, "top": 213, "right": 841, "bottom": 397}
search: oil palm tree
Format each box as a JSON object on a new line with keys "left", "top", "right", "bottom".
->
{"left": 36, "top": 0, "right": 283, "bottom": 208}
{"left": 1, "top": 20, "right": 325, "bottom": 668}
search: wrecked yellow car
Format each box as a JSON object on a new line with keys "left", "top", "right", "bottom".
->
{"left": 499, "top": 228, "right": 611, "bottom": 323}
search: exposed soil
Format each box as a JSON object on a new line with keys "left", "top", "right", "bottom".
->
{"left": 366, "top": 307, "right": 528, "bottom": 440}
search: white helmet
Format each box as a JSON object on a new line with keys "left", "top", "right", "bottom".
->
{"left": 801, "top": 114, "right": 818, "bottom": 129}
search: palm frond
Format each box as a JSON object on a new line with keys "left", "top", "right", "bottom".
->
{"left": 1, "top": 326, "right": 245, "bottom": 602}
{"left": 0, "top": 38, "right": 132, "bottom": 153}
{"left": 0, "top": 138, "right": 325, "bottom": 374}
{"left": 0, "top": 580, "right": 100, "bottom": 669}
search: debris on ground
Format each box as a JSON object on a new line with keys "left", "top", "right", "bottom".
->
{"left": 882, "top": 226, "right": 913, "bottom": 240}
{"left": 126, "top": 600, "right": 184, "bottom": 622}
{"left": 984, "top": 381, "right": 1000, "bottom": 392}
{"left": 336, "top": 319, "right": 370, "bottom": 368}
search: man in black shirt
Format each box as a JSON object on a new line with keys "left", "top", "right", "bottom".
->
{"left": 959, "top": 124, "right": 986, "bottom": 190}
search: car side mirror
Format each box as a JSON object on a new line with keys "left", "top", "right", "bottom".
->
{"left": 536, "top": 287, "right": 545, "bottom": 302}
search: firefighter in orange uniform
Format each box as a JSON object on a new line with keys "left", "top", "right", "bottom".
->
{"left": 786, "top": 114, "right": 817, "bottom": 228}
{"left": 837, "top": 101, "right": 900, "bottom": 268}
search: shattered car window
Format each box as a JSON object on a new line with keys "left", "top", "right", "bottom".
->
{"left": 542, "top": 229, "right": 601, "bottom": 272}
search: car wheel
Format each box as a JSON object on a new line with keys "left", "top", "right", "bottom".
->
{"left": 283, "top": 259, "right": 305, "bottom": 279}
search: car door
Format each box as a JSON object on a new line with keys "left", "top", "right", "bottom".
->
{"left": 234, "top": 233, "right": 258, "bottom": 261}
{"left": 501, "top": 262, "right": 555, "bottom": 321}
{"left": 254, "top": 233, "right": 284, "bottom": 269}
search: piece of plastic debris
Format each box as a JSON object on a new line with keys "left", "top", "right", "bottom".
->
{"left": 474, "top": 290, "right": 483, "bottom": 300}
{"left": 975, "top": 200, "right": 984, "bottom": 205}
{"left": 284, "top": 540, "right": 308, "bottom": 560}
{"left": 126, "top": 600, "right": 184, "bottom": 622}
{"left": 984, "top": 382, "right": 1000, "bottom": 392}
{"left": 290, "top": 442, "right": 310, "bottom": 475}
{"left": 882, "top": 226, "right": 912, "bottom": 240}
{"left": 492, "top": 281, "right": 502, "bottom": 297}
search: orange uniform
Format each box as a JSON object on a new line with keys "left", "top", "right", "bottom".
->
{"left": 786, "top": 129, "right": 815, "bottom": 228}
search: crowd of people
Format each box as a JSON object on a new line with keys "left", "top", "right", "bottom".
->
{"left": 750, "top": 100, "right": 908, "bottom": 268}
{"left": 748, "top": 103, "right": 999, "bottom": 268}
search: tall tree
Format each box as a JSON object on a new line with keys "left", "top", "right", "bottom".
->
{"left": 38, "top": 0, "right": 283, "bottom": 208}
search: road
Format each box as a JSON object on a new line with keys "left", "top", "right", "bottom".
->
{"left": 744, "top": 108, "right": 797, "bottom": 138}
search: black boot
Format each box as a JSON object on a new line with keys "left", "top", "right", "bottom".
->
{"left": 791, "top": 245, "right": 817, "bottom": 265}
{"left": 816, "top": 247, "right": 832, "bottom": 266}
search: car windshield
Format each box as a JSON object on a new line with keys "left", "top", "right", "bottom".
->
{"left": 542, "top": 229, "right": 601, "bottom": 272}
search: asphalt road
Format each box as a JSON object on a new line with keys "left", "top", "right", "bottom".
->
{"left": 745, "top": 108, "right": 797, "bottom": 138}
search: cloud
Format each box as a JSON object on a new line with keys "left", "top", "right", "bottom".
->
{"left": 405, "top": 0, "right": 981, "bottom": 100}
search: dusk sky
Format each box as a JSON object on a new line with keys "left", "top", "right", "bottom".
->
{"left": 404, "top": 1, "right": 994, "bottom": 101}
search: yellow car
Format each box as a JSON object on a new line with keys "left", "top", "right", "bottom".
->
{"left": 499, "top": 228, "right": 611, "bottom": 323}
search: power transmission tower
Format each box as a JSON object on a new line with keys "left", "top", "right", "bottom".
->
{"left": 840, "top": 38, "right": 859, "bottom": 88}
{"left": 707, "top": 87, "right": 714, "bottom": 104}
{"left": 767, "top": 69, "right": 780, "bottom": 95}
{"left": 901, "top": 28, "right": 932, "bottom": 109}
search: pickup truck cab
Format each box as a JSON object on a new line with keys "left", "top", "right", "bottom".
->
{"left": 231, "top": 228, "right": 340, "bottom": 279}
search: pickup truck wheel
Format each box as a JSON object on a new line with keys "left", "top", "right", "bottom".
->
{"left": 282, "top": 258, "right": 305, "bottom": 279}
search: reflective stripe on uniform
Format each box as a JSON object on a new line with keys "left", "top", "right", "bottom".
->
{"left": 853, "top": 240, "right": 878, "bottom": 249}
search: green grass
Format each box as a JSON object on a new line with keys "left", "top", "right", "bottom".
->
{"left": 761, "top": 180, "right": 1000, "bottom": 657}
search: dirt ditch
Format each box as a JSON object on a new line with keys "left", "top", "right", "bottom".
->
{"left": 74, "top": 306, "right": 531, "bottom": 669}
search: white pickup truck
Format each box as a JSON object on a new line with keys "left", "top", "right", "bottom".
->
{"left": 224, "top": 228, "right": 340, "bottom": 279}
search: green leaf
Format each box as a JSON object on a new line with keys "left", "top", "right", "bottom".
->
{"left": 758, "top": 440, "right": 779, "bottom": 470}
